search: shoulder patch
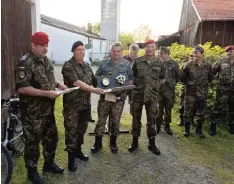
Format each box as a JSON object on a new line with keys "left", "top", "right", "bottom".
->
{"left": 18, "top": 70, "right": 26, "bottom": 79}
{"left": 20, "top": 53, "right": 29, "bottom": 61}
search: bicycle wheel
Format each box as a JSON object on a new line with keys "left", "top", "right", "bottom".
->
{"left": 1, "top": 144, "right": 13, "bottom": 184}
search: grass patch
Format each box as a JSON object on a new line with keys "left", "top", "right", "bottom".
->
{"left": 171, "top": 108, "right": 234, "bottom": 184}
{"left": 10, "top": 97, "right": 234, "bottom": 184}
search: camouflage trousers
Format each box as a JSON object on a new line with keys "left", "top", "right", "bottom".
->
{"left": 184, "top": 95, "right": 207, "bottom": 123}
{"left": 63, "top": 108, "right": 90, "bottom": 152}
{"left": 178, "top": 85, "right": 185, "bottom": 119}
{"left": 211, "top": 89, "right": 229, "bottom": 123}
{"left": 227, "top": 93, "right": 234, "bottom": 125}
{"left": 156, "top": 91, "right": 175, "bottom": 127}
{"left": 94, "top": 99, "right": 125, "bottom": 136}
{"left": 131, "top": 101, "right": 158, "bottom": 138}
{"left": 22, "top": 114, "right": 58, "bottom": 168}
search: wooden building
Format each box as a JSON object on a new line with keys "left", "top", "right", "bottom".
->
{"left": 157, "top": 0, "right": 234, "bottom": 47}
{"left": 1, "top": 0, "right": 40, "bottom": 99}
{"left": 180, "top": 0, "right": 234, "bottom": 46}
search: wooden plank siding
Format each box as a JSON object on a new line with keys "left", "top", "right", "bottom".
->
{"left": 179, "top": 0, "right": 200, "bottom": 46}
{"left": 1, "top": 0, "right": 32, "bottom": 99}
{"left": 197, "top": 21, "right": 234, "bottom": 46}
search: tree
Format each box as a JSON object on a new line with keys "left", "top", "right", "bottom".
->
{"left": 87, "top": 22, "right": 100, "bottom": 36}
{"left": 120, "top": 32, "right": 136, "bottom": 50}
{"left": 133, "top": 24, "right": 152, "bottom": 42}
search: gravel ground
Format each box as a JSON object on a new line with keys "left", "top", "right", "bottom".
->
{"left": 51, "top": 65, "right": 220, "bottom": 184}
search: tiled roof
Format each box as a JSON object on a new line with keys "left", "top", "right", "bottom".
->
{"left": 193, "top": 0, "right": 234, "bottom": 20}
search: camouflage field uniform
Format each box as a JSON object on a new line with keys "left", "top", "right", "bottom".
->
{"left": 131, "top": 56, "right": 165, "bottom": 138}
{"left": 15, "top": 53, "right": 58, "bottom": 168}
{"left": 62, "top": 57, "right": 97, "bottom": 151}
{"left": 211, "top": 57, "right": 234, "bottom": 134}
{"left": 94, "top": 58, "right": 133, "bottom": 136}
{"left": 212, "top": 57, "right": 231, "bottom": 123}
{"left": 181, "top": 60, "right": 213, "bottom": 134}
{"left": 157, "top": 59, "right": 180, "bottom": 130}
{"left": 122, "top": 55, "right": 134, "bottom": 105}
{"left": 178, "top": 61, "right": 189, "bottom": 124}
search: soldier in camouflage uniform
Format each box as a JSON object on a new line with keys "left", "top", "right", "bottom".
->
{"left": 181, "top": 46, "right": 213, "bottom": 138}
{"left": 157, "top": 46, "right": 180, "bottom": 135}
{"left": 210, "top": 45, "right": 234, "bottom": 135}
{"left": 91, "top": 42, "right": 133, "bottom": 153}
{"left": 62, "top": 41, "right": 103, "bottom": 172}
{"left": 15, "top": 32, "right": 65, "bottom": 184}
{"left": 122, "top": 43, "right": 139, "bottom": 106}
{"left": 177, "top": 54, "right": 194, "bottom": 126}
{"left": 128, "top": 40, "right": 165, "bottom": 155}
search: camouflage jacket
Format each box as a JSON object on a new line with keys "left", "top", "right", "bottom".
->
{"left": 181, "top": 60, "right": 213, "bottom": 97}
{"left": 213, "top": 57, "right": 234, "bottom": 92}
{"left": 62, "top": 57, "right": 96, "bottom": 111}
{"left": 122, "top": 55, "right": 134, "bottom": 65}
{"left": 132, "top": 55, "right": 165, "bottom": 103}
{"left": 160, "top": 59, "right": 180, "bottom": 93}
{"left": 95, "top": 58, "right": 134, "bottom": 100}
{"left": 15, "top": 52, "right": 56, "bottom": 117}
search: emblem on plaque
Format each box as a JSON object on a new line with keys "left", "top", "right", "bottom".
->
{"left": 101, "top": 78, "right": 110, "bottom": 87}
{"left": 116, "top": 74, "right": 126, "bottom": 85}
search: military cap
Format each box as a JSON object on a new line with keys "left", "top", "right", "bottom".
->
{"left": 193, "top": 46, "right": 204, "bottom": 54}
{"left": 144, "top": 40, "right": 155, "bottom": 47}
{"left": 71, "top": 41, "right": 84, "bottom": 52}
{"left": 159, "top": 46, "right": 170, "bottom": 53}
{"left": 225, "top": 45, "right": 234, "bottom": 52}
{"left": 31, "top": 32, "right": 49, "bottom": 45}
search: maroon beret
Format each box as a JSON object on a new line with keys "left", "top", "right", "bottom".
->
{"left": 31, "top": 32, "right": 49, "bottom": 45}
{"left": 144, "top": 40, "right": 155, "bottom": 47}
{"left": 225, "top": 45, "right": 234, "bottom": 52}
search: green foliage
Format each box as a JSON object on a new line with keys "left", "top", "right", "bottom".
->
{"left": 120, "top": 32, "right": 136, "bottom": 50}
{"left": 168, "top": 42, "right": 225, "bottom": 63}
{"left": 91, "top": 60, "right": 101, "bottom": 66}
{"left": 87, "top": 22, "right": 100, "bottom": 35}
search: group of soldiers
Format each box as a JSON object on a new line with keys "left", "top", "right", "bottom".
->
{"left": 15, "top": 31, "right": 234, "bottom": 184}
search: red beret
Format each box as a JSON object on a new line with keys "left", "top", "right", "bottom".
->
{"left": 31, "top": 31, "right": 49, "bottom": 45}
{"left": 144, "top": 40, "right": 155, "bottom": 46}
{"left": 225, "top": 45, "right": 234, "bottom": 52}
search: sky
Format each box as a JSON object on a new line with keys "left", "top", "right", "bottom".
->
{"left": 40, "top": 0, "right": 184, "bottom": 37}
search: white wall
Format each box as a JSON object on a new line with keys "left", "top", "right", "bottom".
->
{"left": 90, "top": 38, "right": 112, "bottom": 61}
{"left": 25, "top": 0, "right": 41, "bottom": 32}
{"left": 41, "top": 23, "right": 87, "bottom": 64}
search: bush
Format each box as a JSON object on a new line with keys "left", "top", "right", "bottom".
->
{"left": 91, "top": 60, "right": 101, "bottom": 66}
{"left": 169, "top": 42, "right": 225, "bottom": 63}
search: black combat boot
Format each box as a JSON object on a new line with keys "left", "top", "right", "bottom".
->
{"left": 68, "top": 152, "right": 77, "bottom": 172}
{"left": 183, "top": 121, "right": 190, "bottom": 137}
{"left": 75, "top": 145, "right": 89, "bottom": 161}
{"left": 91, "top": 136, "right": 102, "bottom": 153}
{"left": 164, "top": 124, "right": 173, "bottom": 135}
{"left": 228, "top": 123, "right": 234, "bottom": 134}
{"left": 156, "top": 125, "right": 161, "bottom": 134}
{"left": 42, "top": 161, "right": 64, "bottom": 174}
{"left": 148, "top": 138, "right": 160, "bottom": 155}
{"left": 28, "top": 167, "right": 44, "bottom": 184}
{"left": 110, "top": 135, "right": 118, "bottom": 153}
{"left": 209, "top": 121, "right": 217, "bottom": 136}
{"left": 195, "top": 120, "right": 205, "bottom": 138}
{"left": 177, "top": 117, "right": 184, "bottom": 126}
{"left": 128, "top": 136, "right": 138, "bottom": 152}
